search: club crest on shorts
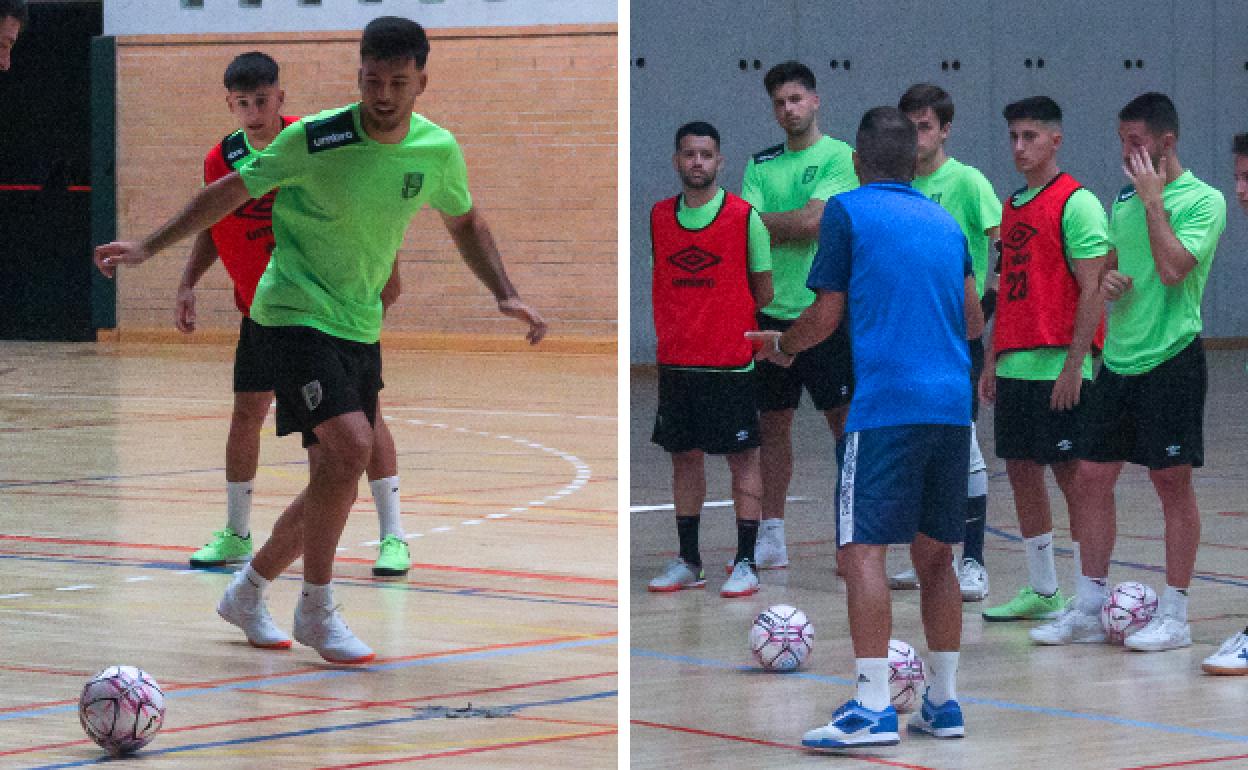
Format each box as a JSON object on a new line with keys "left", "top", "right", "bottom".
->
{"left": 302, "top": 380, "right": 323, "bottom": 411}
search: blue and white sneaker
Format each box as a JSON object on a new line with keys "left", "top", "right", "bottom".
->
{"left": 907, "top": 690, "right": 965, "bottom": 738}
{"left": 801, "top": 700, "right": 900, "bottom": 749}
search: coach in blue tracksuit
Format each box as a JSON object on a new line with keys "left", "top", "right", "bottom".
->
{"left": 755, "top": 106, "right": 984, "bottom": 750}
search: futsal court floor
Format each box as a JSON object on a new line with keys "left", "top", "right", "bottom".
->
{"left": 630, "top": 350, "right": 1248, "bottom": 769}
{"left": 0, "top": 340, "right": 617, "bottom": 768}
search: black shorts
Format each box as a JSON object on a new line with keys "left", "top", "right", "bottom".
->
{"left": 969, "top": 336, "right": 984, "bottom": 422}
{"left": 651, "top": 366, "right": 761, "bottom": 455}
{"left": 234, "top": 316, "right": 275, "bottom": 393}
{"left": 260, "top": 324, "right": 383, "bottom": 448}
{"left": 993, "top": 377, "right": 1088, "bottom": 464}
{"left": 1078, "top": 338, "right": 1206, "bottom": 469}
{"left": 755, "top": 312, "right": 853, "bottom": 412}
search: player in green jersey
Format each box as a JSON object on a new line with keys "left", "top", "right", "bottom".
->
{"left": 889, "top": 83, "right": 1001, "bottom": 602}
{"left": 176, "top": 51, "right": 412, "bottom": 578}
{"left": 0, "top": 0, "right": 26, "bottom": 72}
{"left": 740, "top": 61, "right": 859, "bottom": 570}
{"left": 1033, "top": 92, "right": 1226, "bottom": 652}
{"left": 95, "top": 17, "right": 546, "bottom": 664}
{"left": 1202, "top": 132, "right": 1248, "bottom": 674}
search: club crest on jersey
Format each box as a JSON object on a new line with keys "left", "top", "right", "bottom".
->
{"left": 802, "top": 165, "right": 818, "bottom": 184}
{"left": 401, "top": 172, "right": 424, "bottom": 199}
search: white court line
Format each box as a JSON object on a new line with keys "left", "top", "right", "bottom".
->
{"left": 0, "top": 593, "right": 32, "bottom": 599}
{"left": 630, "top": 496, "right": 814, "bottom": 513}
{"left": 124, "top": 576, "right": 153, "bottom": 583}
{"left": 55, "top": 585, "right": 94, "bottom": 591}
{"left": 0, "top": 608, "right": 77, "bottom": 619}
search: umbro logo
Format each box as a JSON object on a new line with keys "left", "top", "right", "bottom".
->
{"left": 1057, "top": 439, "right": 1073, "bottom": 452}
{"left": 1166, "top": 445, "right": 1181, "bottom": 457}
{"left": 233, "top": 194, "right": 275, "bottom": 221}
{"left": 668, "top": 246, "right": 721, "bottom": 274}
{"left": 736, "top": 430, "right": 750, "bottom": 442}
{"left": 1003, "top": 222, "right": 1038, "bottom": 251}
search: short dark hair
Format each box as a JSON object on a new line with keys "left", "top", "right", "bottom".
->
{"left": 1233, "top": 133, "right": 1248, "bottom": 158}
{"left": 361, "top": 16, "right": 430, "bottom": 68}
{"left": 1003, "top": 96, "right": 1062, "bottom": 125}
{"left": 855, "top": 106, "right": 918, "bottom": 182}
{"left": 763, "top": 60, "right": 815, "bottom": 96}
{"left": 899, "top": 83, "right": 954, "bottom": 127}
{"left": 0, "top": 0, "right": 28, "bottom": 28}
{"left": 1119, "top": 92, "right": 1179, "bottom": 138}
{"left": 674, "top": 121, "right": 720, "bottom": 151}
{"left": 223, "top": 52, "right": 279, "bottom": 92}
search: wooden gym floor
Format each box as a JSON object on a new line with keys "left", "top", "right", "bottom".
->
{"left": 630, "top": 350, "right": 1248, "bottom": 770}
{"left": 0, "top": 341, "right": 617, "bottom": 768}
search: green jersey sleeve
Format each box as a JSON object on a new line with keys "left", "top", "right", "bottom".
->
{"left": 810, "top": 142, "right": 858, "bottom": 201}
{"left": 1173, "top": 190, "right": 1227, "bottom": 263}
{"left": 1062, "top": 187, "right": 1110, "bottom": 260}
{"left": 970, "top": 169, "right": 1002, "bottom": 234}
{"left": 740, "top": 159, "right": 763, "bottom": 208}
{"left": 747, "top": 209, "right": 772, "bottom": 272}
{"left": 236, "top": 121, "right": 310, "bottom": 199}
{"left": 428, "top": 136, "right": 473, "bottom": 217}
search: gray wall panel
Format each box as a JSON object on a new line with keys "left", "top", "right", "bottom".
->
{"left": 631, "top": 0, "right": 1248, "bottom": 362}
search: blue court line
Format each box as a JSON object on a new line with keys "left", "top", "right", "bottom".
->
{"left": 1, "top": 636, "right": 615, "bottom": 724}
{"left": 19, "top": 689, "right": 617, "bottom": 769}
{"left": 985, "top": 525, "right": 1248, "bottom": 589}
{"left": 632, "top": 648, "right": 1248, "bottom": 745}
{"left": 0, "top": 553, "right": 615, "bottom": 610}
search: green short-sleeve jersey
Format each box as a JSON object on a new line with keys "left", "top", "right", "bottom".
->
{"left": 741, "top": 135, "right": 857, "bottom": 319}
{"left": 1104, "top": 170, "right": 1226, "bottom": 374}
{"left": 912, "top": 157, "right": 1001, "bottom": 297}
{"left": 996, "top": 186, "right": 1109, "bottom": 381}
{"left": 238, "top": 104, "right": 473, "bottom": 343}
{"left": 676, "top": 188, "right": 772, "bottom": 273}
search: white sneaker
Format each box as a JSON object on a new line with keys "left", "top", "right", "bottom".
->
{"left": 1124, "top": 614, "right": 1192, "bottom": 652}
{"left": 648, "top": 559, "right": 706, "bottom": 592}
{"left": 721, "top": 561, "right": 760, "bottom": 598}
{"left": 1201, "top": 632, "right": 1248, "bottom": 675}
{"left": 888, "top": 567, "right": 919, "bottom": 590}
{"left": 1029, "top": 606, "right": 1107, "bottom": 645}
{"left": 293, "top": 599, "right": 376, "bottom": 664}
{"left": 958, "top": 558, "right": 989, "bottom": 602}
{"left": 216, "top": 571, "right": 292, "bottom": 650}
{"left": 754, "top": 523, "right": 789, "bottom": 569}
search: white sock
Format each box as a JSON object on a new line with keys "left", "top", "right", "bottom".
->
{"left": 926, "top": 651, "right": 960, "bottom": 704}
{"left": 854, "top": 658, "right": 891, "bottom": 711}
{"left": 369, "top": 476, "right": 404, "bottom": 539}
{"left": 1076, "top": 574, "right": 1108, "bottom": 615}
{"left": 300, "top": 581, "right": 333, "bottom": 608}
{"left": 1025, "top": 532, "right": 1059, "bottom": 597}
{"left": 240, "top": 564, "right": 269, "bottom": 596}
{"left": 1069, "top": 541, "right": 1082, "bottom": 589}
{"left": 226, "top": 481, "right": 253, "bottom": 537}
{"left": 1162, "top": 585, "right": 1189, "bottom": 622}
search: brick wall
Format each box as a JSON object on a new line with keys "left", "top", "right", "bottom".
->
{"left": 111, "top": 24, "right": 616, "bottom": 351}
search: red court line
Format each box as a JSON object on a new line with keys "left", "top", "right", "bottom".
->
{"left": 310, "top": 729, "right": 617, "bottom": 769}
{"left": 632, "top": 720, "right": 937, "bottom": 769}
{"left": 3, "top": 671, "right": 617, "bottom": 759}
{"left": 0, "top": 184, "right": 90, "bottom": 191}
{"left": 0, "top": 634, "right": 613, "bottom": 720}
{"left": 0, "top": 535, "right": 616, "bottom": 586}
{"left": 1119, "top": 755, "right": 1248, "bottom": 769}
{"left": 0, "top": 412, "right": 225, "bottom": 433}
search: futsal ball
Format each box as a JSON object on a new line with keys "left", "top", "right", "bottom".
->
{"left": 887, "top": 639, "right": 926, "bottom": 713}
{"left": 79, "top": 665, "right": 165, "bottom": 756}
{"left": 1100, "top": 581, "right": 1158, "bottom": 644}
{"left": 749, "top": 604, "right": 814, "bottom": 672}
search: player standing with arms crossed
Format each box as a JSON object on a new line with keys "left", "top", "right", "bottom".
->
{"left": 180, "top": 52, "right": 412, "bottom": 578}
{"left": 96, "top": 17, "right": 546, "bottom": 663}
{"left": 742, "top": 61, "right": 858, "bottom": 570}
{"left": 646, "top": 121, "right": 773, "bottom": 598}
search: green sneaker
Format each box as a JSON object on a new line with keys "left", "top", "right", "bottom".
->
{"left": 982, "top": 587, "right": 1067, "bottom": 622}
{"left": 189, "top": 527, "right": 253, "bottom": 568}
{"left": 373, "top": 535, "right": 411, "bottom": 577}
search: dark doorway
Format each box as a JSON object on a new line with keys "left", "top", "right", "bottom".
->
{"left": 0, "top": 1, "right": 103, "bottom": 341}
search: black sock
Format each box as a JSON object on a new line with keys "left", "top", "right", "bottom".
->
{"left": 735, "top": 519, "right": 760, "bottom": 567}
{"left": 1242, "top": 624, "right": 1248, "bottom": 635}
{"left": 962, "top": 495, "right": 986, "bottom": 565}
{"left": 677, "top": 515, "right": 701, "bottom": 569}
